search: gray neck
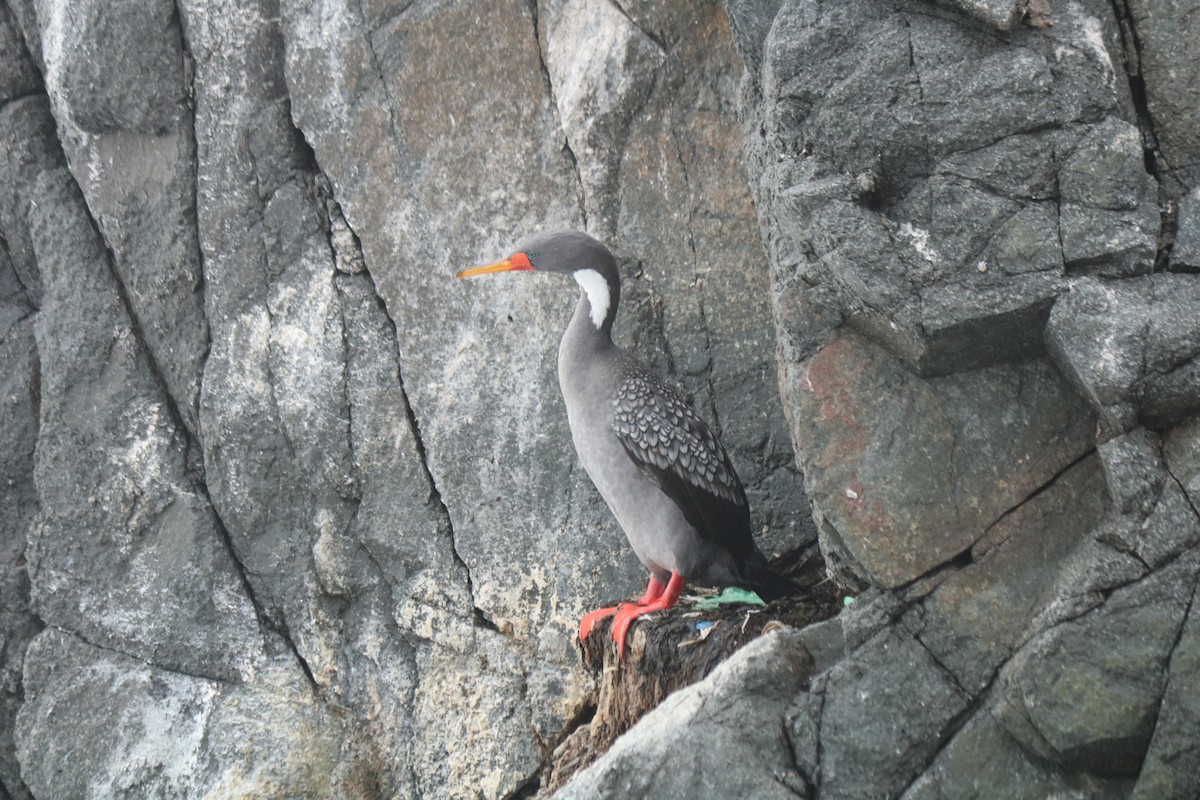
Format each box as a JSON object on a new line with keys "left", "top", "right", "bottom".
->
{"left": 558, "top": 289, "right": 616, "bottom": 405}
{"left": 557, "top": 289, "right": 622, "bottom": 455}
{"left": 563, "top": 289, "right": 614, "bottom": 353}
{"left": 559, "top": 270, "right": 620, "bottom": 408}
{"left": 559, "top": 288, "right": 616, "bottom": 393}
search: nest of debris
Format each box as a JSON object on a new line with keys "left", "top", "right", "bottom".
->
{"left": 542, "top": 547, "right": 846, "bottom": 795}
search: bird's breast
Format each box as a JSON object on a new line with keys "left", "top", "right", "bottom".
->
{"left": 557, "top": 350, "right": 703, "bottom": 578}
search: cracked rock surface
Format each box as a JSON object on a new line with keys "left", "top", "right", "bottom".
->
{"left": 0, "top": 0, "right": 805, "bottom": 797}
{"left": 528, "top": 0, "right": 1200, "bottom": 796}
{"left": 552, "top": 0, "right": 1200, "bottom": 796}
{"left": 2, "top": 0, "right": 1199, "bottom": 796}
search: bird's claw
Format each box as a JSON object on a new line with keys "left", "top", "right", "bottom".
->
{"left": 578, "top": 573, "right": 685, "bottom": 659}
{"left": 578, "top": 605, "right": 620, "bottom": 641}
{"left": 610, "top": 598, "right": 673, "bottom": 660}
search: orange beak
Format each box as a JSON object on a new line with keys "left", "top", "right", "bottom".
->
{"left": 455, "top": 252, "right": 534, "bottom": 279}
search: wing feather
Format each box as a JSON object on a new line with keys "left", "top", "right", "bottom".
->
{"left": 611, "top": 366, "right": 755, "bottom": 559}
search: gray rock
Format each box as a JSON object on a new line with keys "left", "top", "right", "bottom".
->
{"left": 41, "top": 0, "right": 183, "bottom": 135}
{"left": 183, "top": 3, "right": 529, "bottom": 795}
{"left": 1128, "top": 421, "right": 1200, "bottom": 797}
{"left": 0, "top": 94, "right": 59, "bottom": 307}
{"left": 725, "top": 0, "right": 784, "bottom": 74}
{"left": 276, "top": 2, "right": 595, "bottom": 792}
{"left": 1046, "top": 277, "right": 1143, "bottom": 431}
{"left": 0, "top": 20, "right": 46, "bottom": 800}
{"left": 1099, "top": 428, "right": 1167, "bottom": 517}
{"left": 1132, "top": 573, "right": 1200, "bottom": 799}
{"left": 33, "top": 0, "right": 208, "bottom": 434}
{"left": 1046, "top": 274, "right": 1200, "bottom": 433}
{"left": 795, "top": 614, "right": 847, "bottom": 674}
{"left": 3, "top": 0, "right": 40, "bottom": 75}
{"left": 901, "top": 710, "right": 1131, "bottom": 800}
{"left": 747, "top": 0, "right": 1144, "bottom": 377}
{"left": 1149, "top": 484, "right": 1200, "bottom": 572}
{"left": 16, "top": 629, "right": 372, "bottom": 799}
{"left": 1165, "top": 416, "right": 1200, "bottom": 502}
{"left": 282, "top": 1, "right": 618, "bottom": 681}
{"left": 1098, "top": 428, "right": 1200, "bottom": 569}
{"left": 785, "top": 329, "right": 1094, "bottom": 589}
{"left": 996, "top": 550, "right": 1199, "bottom": 776}
{"left": 556, "top": 628, "right": 815, "bottom": 800}
{"left": 6, "top": 0, "right": 1200, "bottom": 794}
{"left": 710, "top": 0, "right": 1200, "bottom": 796}
{"left": 1175, "top": 186, "right": 1200, "bottom": 268}
{"left": 0, "top": 238, "right": 32, "bottom": 339}
{"left": 0, "top": 0, "right": 791, "bottom": 795}
{"left": 1059, "top": 117, "right": 1160, "bottom": 275}
{"left": 1125, "top": 0, "right": 1200, "bottom": 192}
{"left": 0, "top": 316, "right": 38, "bottom": 800}
{"left": 540, "top": 0, "right": 663, "bottom": 237}
{"left": 792, "top": 627, "right": 971, "bottom": 799}
{"left": 27, "top": 167, "right": 262, "bottom": 681}
{"left": 906, "top": 455, "right": 1108, "bottom": 694}
{"left": 280, "top": 2, "right": 810, "bottom": 792}
{"left": 836, "top": 589, "right": 906, "bottom": 652}
{"left": 1061, "top": 118, "right": 1155, "bottom": 212}
{"left": 941, "top": 0, "right": 1026, "bottom": 30}
{"left": 0, "top": 1, "right": 39, "bottom": 104}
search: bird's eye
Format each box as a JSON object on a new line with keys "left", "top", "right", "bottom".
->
{"left": 526, "top": 250, "right": 540, "bottom": 263}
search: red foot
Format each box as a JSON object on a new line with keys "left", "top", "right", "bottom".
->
{"left": 611, "top": 572, "right": 685, "bottom": 659}
{"left": 579, "top": 605, "right": 619, "bottom": 641}
{"left": 577, "top": 576, "right": 667, "bottom": 642}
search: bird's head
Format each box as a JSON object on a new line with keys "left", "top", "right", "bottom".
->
{"left": 456, "top": 229, "right": 620, "bottom": 331}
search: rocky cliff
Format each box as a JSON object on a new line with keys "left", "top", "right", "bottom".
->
{"left": 1, "top": 0, "right": 1197, "bottom": 798}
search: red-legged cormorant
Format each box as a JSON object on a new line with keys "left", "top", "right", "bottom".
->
{"left": 457, "top": 230, "right": 797, "bottom": 657}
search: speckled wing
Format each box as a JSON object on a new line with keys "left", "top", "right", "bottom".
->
{"left": 612, "top": 365, "right": 755, "bottom": 558}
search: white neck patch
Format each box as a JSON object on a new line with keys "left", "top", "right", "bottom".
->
{"left": 574, "top": 269, "right": 610, "bottom": 329}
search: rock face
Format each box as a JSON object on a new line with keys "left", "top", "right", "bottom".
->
{"left": 0, "top": 0, "right": 805, "bottom": 797}
{"left": 557, "top": 628, "right": 818, "bottom": 799}
{"left": 564, "top": 0, "right": 1198, "bottom": 796}
{"left": 2, "top": 0, "right": 1198, "bottom": 797}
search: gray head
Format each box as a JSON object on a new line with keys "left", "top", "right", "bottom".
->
{"left": 457, "top": 229, "right": 621, "bottom": 332}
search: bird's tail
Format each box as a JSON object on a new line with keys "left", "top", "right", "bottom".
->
{"left": 743, "top": 557, "right": 803, "bottom": 602}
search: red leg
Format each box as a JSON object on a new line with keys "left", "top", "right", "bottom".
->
{"left": 611, "top": 572, "right": 686, "bottom": 659}
{"left": 578, "top": 575, "right": 667, "bottom": 641}
{"left": 634, "top": 575, "right": 666, "bottom": 605}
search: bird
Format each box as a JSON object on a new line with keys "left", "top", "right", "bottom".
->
{"left": 456, "top": 230, "right": 798, "bottom": 657}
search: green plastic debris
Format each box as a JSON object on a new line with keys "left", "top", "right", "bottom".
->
{"left": 843, "top": 595, "right": 856, "bottom": 607}
{"left": 692, "top": 587, "right": 768, "bottom": 611}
